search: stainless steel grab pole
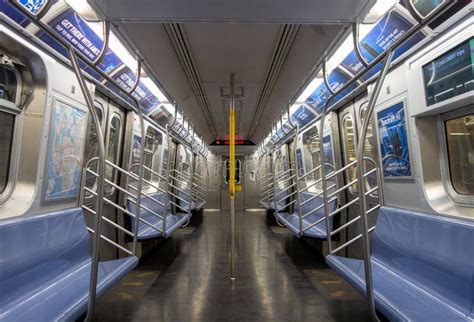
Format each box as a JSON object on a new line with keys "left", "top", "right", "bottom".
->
{"left": 68, "top": 47, "right": 106, "bottom": 322}
{"left": 229, "top": 73, "right": 236, "bottom": 281}
{"left": 356, "top": 49, "right": 394, "bottom": 322}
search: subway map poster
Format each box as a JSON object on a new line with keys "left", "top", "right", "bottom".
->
{"left": 44, "top": 99, "right": 87, "bottom": 201}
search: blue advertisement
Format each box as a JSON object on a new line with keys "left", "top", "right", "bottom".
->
{"left": 328, "top": 68, "right": 358, "bottom": 104}
{"left": 108, "top": 66, "right": 160, "bottom": 114}
{"left": 290, "top": 104, "right": 316, "bottom": 129}
{"left": 17, "top": 0, "right": 48, "bottom": 15}
{"left": 277, "top": 126, "right": 285, "bottom": 138}
{"left": 306, "top": 83, "right": 330, "bottom": 114}
{"left": 340, "top": 11, "right": 425, "bottom": 80}
{"left": 0, "top": 0, "right": 31, "bottom": 27}
{"left": 40, "top": 8, "right": 122, "bottom": 74}
{"left": 377, "top": 101, "right": 411, "bottom": 178}
{"left": 306, "top": 68, "right": 357, "bottom": 112}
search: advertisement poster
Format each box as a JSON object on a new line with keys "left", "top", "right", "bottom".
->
{"left": 306, "top": 83, "right": 330, "bottom": 113}
{"left": 44, "top": 100, "right": 87, "bottom": 200}
{"left": 1, "top": 0, "right": 32, "bottom": 27}
{"left": 108, "top": 66, "right": 160, "bottom": 114}
{"left": 290, "top": 104, "right": 316, "bottom": 129}
{"left": 17, "top": 0, "right": 48, "bottom": 15}
{"left": 306, "top": 68, "right": 357, "bottom": 112}
{"left": 340, "top": 10, "right": 425, "bottom": 81}
{"left": 377, "top": 101, "right": 412, "bottom": 178}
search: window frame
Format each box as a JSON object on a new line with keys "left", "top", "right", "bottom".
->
{"left": 104, "top": 111, "right": 124, "bottom": 195}
{"left": 83, "top": 102, "right": 105, "bottom": 199}
{"left": 440, "top": 105, "right": 474, "bottom": 206}
{"left": 341, "top": 111, "right": 358, "bottom": 194}
{"left": 225, "top": 159, "right": 242, "bottom": 185}
{"left": 0, "top": 63, "right": 22, "bottom": 204}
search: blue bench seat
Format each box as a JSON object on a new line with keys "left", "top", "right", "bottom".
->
{"left": 136, "top": 212, "right": 190, "bottom": 240}
{"left": 326, "top": 206, "right": 474, "bottom": 321}
{"left": 191, "top": 199, "right": 206, "bottom": 211}
{"left": 259, "top": 200, "right": 270, "bottom": 209}
{"left": 0, "top": 208, "right": 138, "bottom": 322}
{"left": 128, "top": 192, "right": 190, "bottom": 240}
{"left": 196, "top": 200, "right": 206, "bottom": 210}
{"left": 275, "top": 192, "right": 336, "bottom": 239}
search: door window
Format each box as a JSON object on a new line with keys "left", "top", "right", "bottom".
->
{"left": 0, "top": 111, "right": 14, "bottom": 194}
{"left": 445, "top": 113, "right": 474, "bottom": 196}
{"left": 104, "top": 114, "right": 122, "bottom": 194}
{"left": 342, "top": 113, "right": 358, "bottom": 193}
{"left": 225, "top": 159, "right": 241, "bottom": 184}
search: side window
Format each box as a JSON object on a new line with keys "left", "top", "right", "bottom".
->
{"left": 0, "top": 63, "right": 21, "bottom": 202}
{"left": 0, "top": 65, "right": 19, "bottom": 103}
{"left": 445, "top": 113, "right": 474, "bottom": 196}
{"left": 302, "top": 125, "right": 322, "bottom": 191}
{"left": 104, "top": 113, "right": 122, "bottom": 195}
{"left": 84, "top": 104, "right": 104, "bottom": 193}
{"left": 360, "top": 104, "right": 379, "bottom": 195}
{"left": 0, "top": 111, "right": 15, "bottom": 194}
{"left": 143, "top": 126, "right": 163, "bottom": 185}
{"left": 342, "top": 113, "right": 358, "bottom": 193}
{"left": 225, "top": 159, "right": 241, "bottom": 184}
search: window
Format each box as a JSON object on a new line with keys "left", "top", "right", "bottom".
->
{"left": 0, "top": 111, "right": 14, "bottom": 194}
{"left": 302, "top": 125, "right": 322, "bottom": 190}
{"left": 342, "top": 114, "right": 358, "bottom": 193}
{"left": 143, "top": 126, "right": 163, "bottom": 184}
{"left": 104, "top": 114, "right": 122, "bottom": 194}
{"left": 0, "top": 62, "right": 21, "bottom": 200}
{"left": 445, "top": 113, "right": 474, "bottom": 195}
{"left": 225, "top": 159, "right": 241, "bottom": 184}
{"left": 84, "top": 105, "right": 104, "bottom": 193}
{"left": 360, "top": 104, "right": 380, "bottom": 194}
{"left": 0, "top": 65, "right": 18, "bottom": 103}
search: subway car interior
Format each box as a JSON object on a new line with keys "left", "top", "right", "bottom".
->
{"left": 0, "top": 0, "right": 473, "bottom": 321}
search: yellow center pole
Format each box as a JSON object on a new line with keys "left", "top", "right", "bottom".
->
{"left": 229, "top": 109, "right": 235, "bottom": 200}
{"left": 229, "top": 73, "right": 236, "bottom": 281}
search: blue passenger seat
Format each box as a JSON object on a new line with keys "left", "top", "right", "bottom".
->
{"left": 0, "top": 208, "right": 138, "bottom": 322}
{"left": 326, "top": 206, "right": 474, "bottom": 321}
{"left": 276, "top": 191, "right": 336, "bottom": 238}
{"left": 127, "top": 191, "right": 190, "bottom": 240}
{"left": 259, "top": 200, "right": 270, "bottom": 209}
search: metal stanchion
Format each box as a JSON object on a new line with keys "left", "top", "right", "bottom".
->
{"left": 229, "top": 73, "right": 236, "bottom": 281}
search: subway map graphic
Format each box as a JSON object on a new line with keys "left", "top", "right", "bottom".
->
{"left": 45, "top": 100, "right": 87, "bottom": 200}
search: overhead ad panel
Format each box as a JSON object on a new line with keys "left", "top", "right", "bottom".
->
{"left": 107, "top": 66, "right": 160, "bottom": 114}
{"left": 340, "top": 10, "right": 425, "bottom": 80}
{"left": 290, "top": 105, "right": 317, "bottom": 129}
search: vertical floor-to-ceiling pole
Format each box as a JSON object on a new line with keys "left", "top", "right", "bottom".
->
{"left": 229, "top": 73, "right": 236, "bottom": 281}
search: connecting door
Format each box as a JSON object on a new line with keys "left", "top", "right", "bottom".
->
{"left": 338, "top": 99, "right": 380, "bottom": 258}
{"left": 221, "top": 155, "right": 245, "bottom": 211}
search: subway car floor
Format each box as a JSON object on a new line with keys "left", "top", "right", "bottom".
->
{"left": 92, "top": 211, "right": 371, "bottom": 321}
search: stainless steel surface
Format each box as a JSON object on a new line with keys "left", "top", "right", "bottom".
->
{"left": 355, "top": 49, "right": 394, "bottom": 322}
{"left": 69, "top": 47, "right": 107, "bottom": 322}
{"left": 230, "top": 73, "right": 236, "bottom": 281}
